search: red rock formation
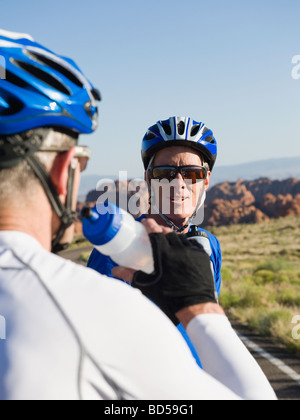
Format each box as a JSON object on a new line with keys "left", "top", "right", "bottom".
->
{"left": 77, "top": 178, "right": 300, "bottom": 228}
{"left": 203, "top": 178, "right": 300, "bottom": 226}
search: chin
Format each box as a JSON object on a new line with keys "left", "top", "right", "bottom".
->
{"left": 168, "top": 214, "right": 191, "bottom": 223}
{"left": 167, "top": 200, "right": 196, "bottom": 220}
{"left": 166, "top": 209, "right": 196, "bottom": 223}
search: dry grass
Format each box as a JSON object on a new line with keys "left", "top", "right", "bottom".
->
{"left": 209, "top": 216, "right": 300, "bottom": 354}
{"left": 79, "top": 251, "right": 91, "bottom": 263}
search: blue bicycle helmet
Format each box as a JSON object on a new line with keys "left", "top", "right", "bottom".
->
{"left": 0, "top": 29, "right": 100, "bottom": 136}
{"left": 0, "top": 30, "right": 101, "bottom": 253}
{"left": 142, "top": 117, "right": 217, "bottom": 171}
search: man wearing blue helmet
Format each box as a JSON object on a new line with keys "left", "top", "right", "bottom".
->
{"left": 0, "top": 30, "right": 276, "bottom": 400}
{"left": 141, "top": 117, "right": 218, "bottom": 232}
{"left": 0, "top": 29, "right": 100, "bottom": 253}
{"left": 140, "top": 117, "right": 221, "bottom": 293}
{"left": 88, "top": 117, "right": 222, "bottom": 367}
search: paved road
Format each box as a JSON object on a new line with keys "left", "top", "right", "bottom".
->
{"left": 59, "top": 245, "right": 94, "bottom": 266}
{"left": 59, "top": 246, "right": 300, "bottom": 400}
{"left": 230, "top": 320, "right": 300, "bottom": 400}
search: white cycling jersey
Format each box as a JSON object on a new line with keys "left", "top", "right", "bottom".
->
{"left": 0, "top": 231, "right": 276, "bottom": 400}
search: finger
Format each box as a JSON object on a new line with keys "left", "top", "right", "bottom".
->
{"left": 142, "top": 219, "right": 173, "bottom": 235}
{"left": 161, "top": 226, "right": 173, "bottom": 235}
{"left": 111, "top": 266, "right": 136, "bottom": 283}
{"left": 141, "top": 219, "right": 164, "bottom": 234}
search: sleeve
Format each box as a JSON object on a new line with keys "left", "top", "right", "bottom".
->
{"left": 87, "top": 248, "right": 118, "bottom": 278}
{"left": 209, "top": 234, "right": 222, "bottom": 297}
{"left": 186, "top": 314, "right": 277, "bottom": 400}
{"left": 67, "top": 272, "right": 242, "bottom": 400}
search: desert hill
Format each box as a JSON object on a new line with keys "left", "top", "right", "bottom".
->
{"left": 204, "top": 177, "right": 300, "bottom": 226}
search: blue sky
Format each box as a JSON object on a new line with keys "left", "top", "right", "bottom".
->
{"left": 1, "top": 0, "right": 300, "bottom": 178}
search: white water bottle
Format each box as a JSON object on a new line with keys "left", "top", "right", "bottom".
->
{"left": 82, "top": 203, "right": 154, "bottom": 274}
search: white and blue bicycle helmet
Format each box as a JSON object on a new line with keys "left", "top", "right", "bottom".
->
{"left": 142, "top": 117, "right": 217, "bottom": 171}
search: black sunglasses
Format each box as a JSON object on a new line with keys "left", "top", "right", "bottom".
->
{"left": 150, "top": 165, "right": 208, "bottom": 184}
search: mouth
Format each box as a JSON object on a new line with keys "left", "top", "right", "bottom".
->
{"left": 169, "top": 196, "right": 189, "bottom": 203}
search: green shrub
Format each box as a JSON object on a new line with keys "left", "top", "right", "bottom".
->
{"left": 277, "top": 289, "right": 300, "bottom": 306}
{"left": 221, "top": 267, "right": 233, "bottom": 282}
{"left": 80, "top": 252, "right": 91, "bottom": 263}
{"left": 254, "top": 259, "right": 292, "bottom": 273}
{"left": 253, "top": 270, "right": 275, "bottom": 285}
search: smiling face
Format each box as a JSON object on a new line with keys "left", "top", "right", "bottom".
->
{"left": 149, "top": 146, "right": 211, "bottom": 226}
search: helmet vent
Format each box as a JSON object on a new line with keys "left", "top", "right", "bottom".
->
{"left": 91, "top": 88, "right": 101, "bottom": 101}
{"left": 0, "top": 65, "right": 29, "bottom": 89}
{"left": 145, "top": 131, "right": 156, "bottom": 141}
{"left": 162, "top": 123, "right": 172, "bottom": 136}
{"left": 11, "top": 59, "right": 71, "bottom": 95}
{"left": 206, "top": 136, "right": 216, "bottom": 144}
{"left": 201, "top": 127, "right": 216, "bottom": 144}
{"left": 24, "top": 51, "right": 84, "bottom": 89}
{"left": 191, "top": 125, "right": 201, "bottom": 137}
{"left": 177, "top": 121, "right": 185, "bottom": 135}
{"left": 0, "top": 93, "right": 23, "bottom": 116}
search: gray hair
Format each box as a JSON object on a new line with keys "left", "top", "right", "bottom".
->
{"left": 0, "top": 129, "right": 76, "bottom": 204}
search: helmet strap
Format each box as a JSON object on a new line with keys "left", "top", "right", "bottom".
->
{"left": 188, "top": 189, "right": 206, "bottom": 227}
{"left": 152, "top": 204, "right": 190, "bottom": 233}
{"left": 146, "top": 154, "right": 206, "bottom": 232}
{"left": 25, "top": 154, "right": 76, "bottom": 253}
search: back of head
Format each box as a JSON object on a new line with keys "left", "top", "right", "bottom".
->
{"left": 0, "top": 128, "right": 75, "bottom": 205}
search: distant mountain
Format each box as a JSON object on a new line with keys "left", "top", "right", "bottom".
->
{"left": 211, "top": 157, "right": 300, "bottom": 186}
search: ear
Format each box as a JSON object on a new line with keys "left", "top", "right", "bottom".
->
{"left": 205, "top": 171, "right": 211, "bottom": 191}
{"left": 50, "top": 147, "right": 76, "bottom": 196}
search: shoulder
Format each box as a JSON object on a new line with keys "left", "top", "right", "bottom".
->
{"left": 35, "top": 250, "right": 146, "bottom": 318}
{"left": 191, "top": 227, "right": 222, "bottom": 268}
{"left": 196, "top": 227, "right": 221, "bottom": 251}
{"left": 194, "top": 227, "right": 222, "bottom": 295}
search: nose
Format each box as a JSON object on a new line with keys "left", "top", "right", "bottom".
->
{"left": 174, "top": 172, "right": 186, "bottom": 188}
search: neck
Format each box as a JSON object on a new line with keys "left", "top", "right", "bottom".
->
{"left": 0, "top": 193, "right": 53, "bottom": 251}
